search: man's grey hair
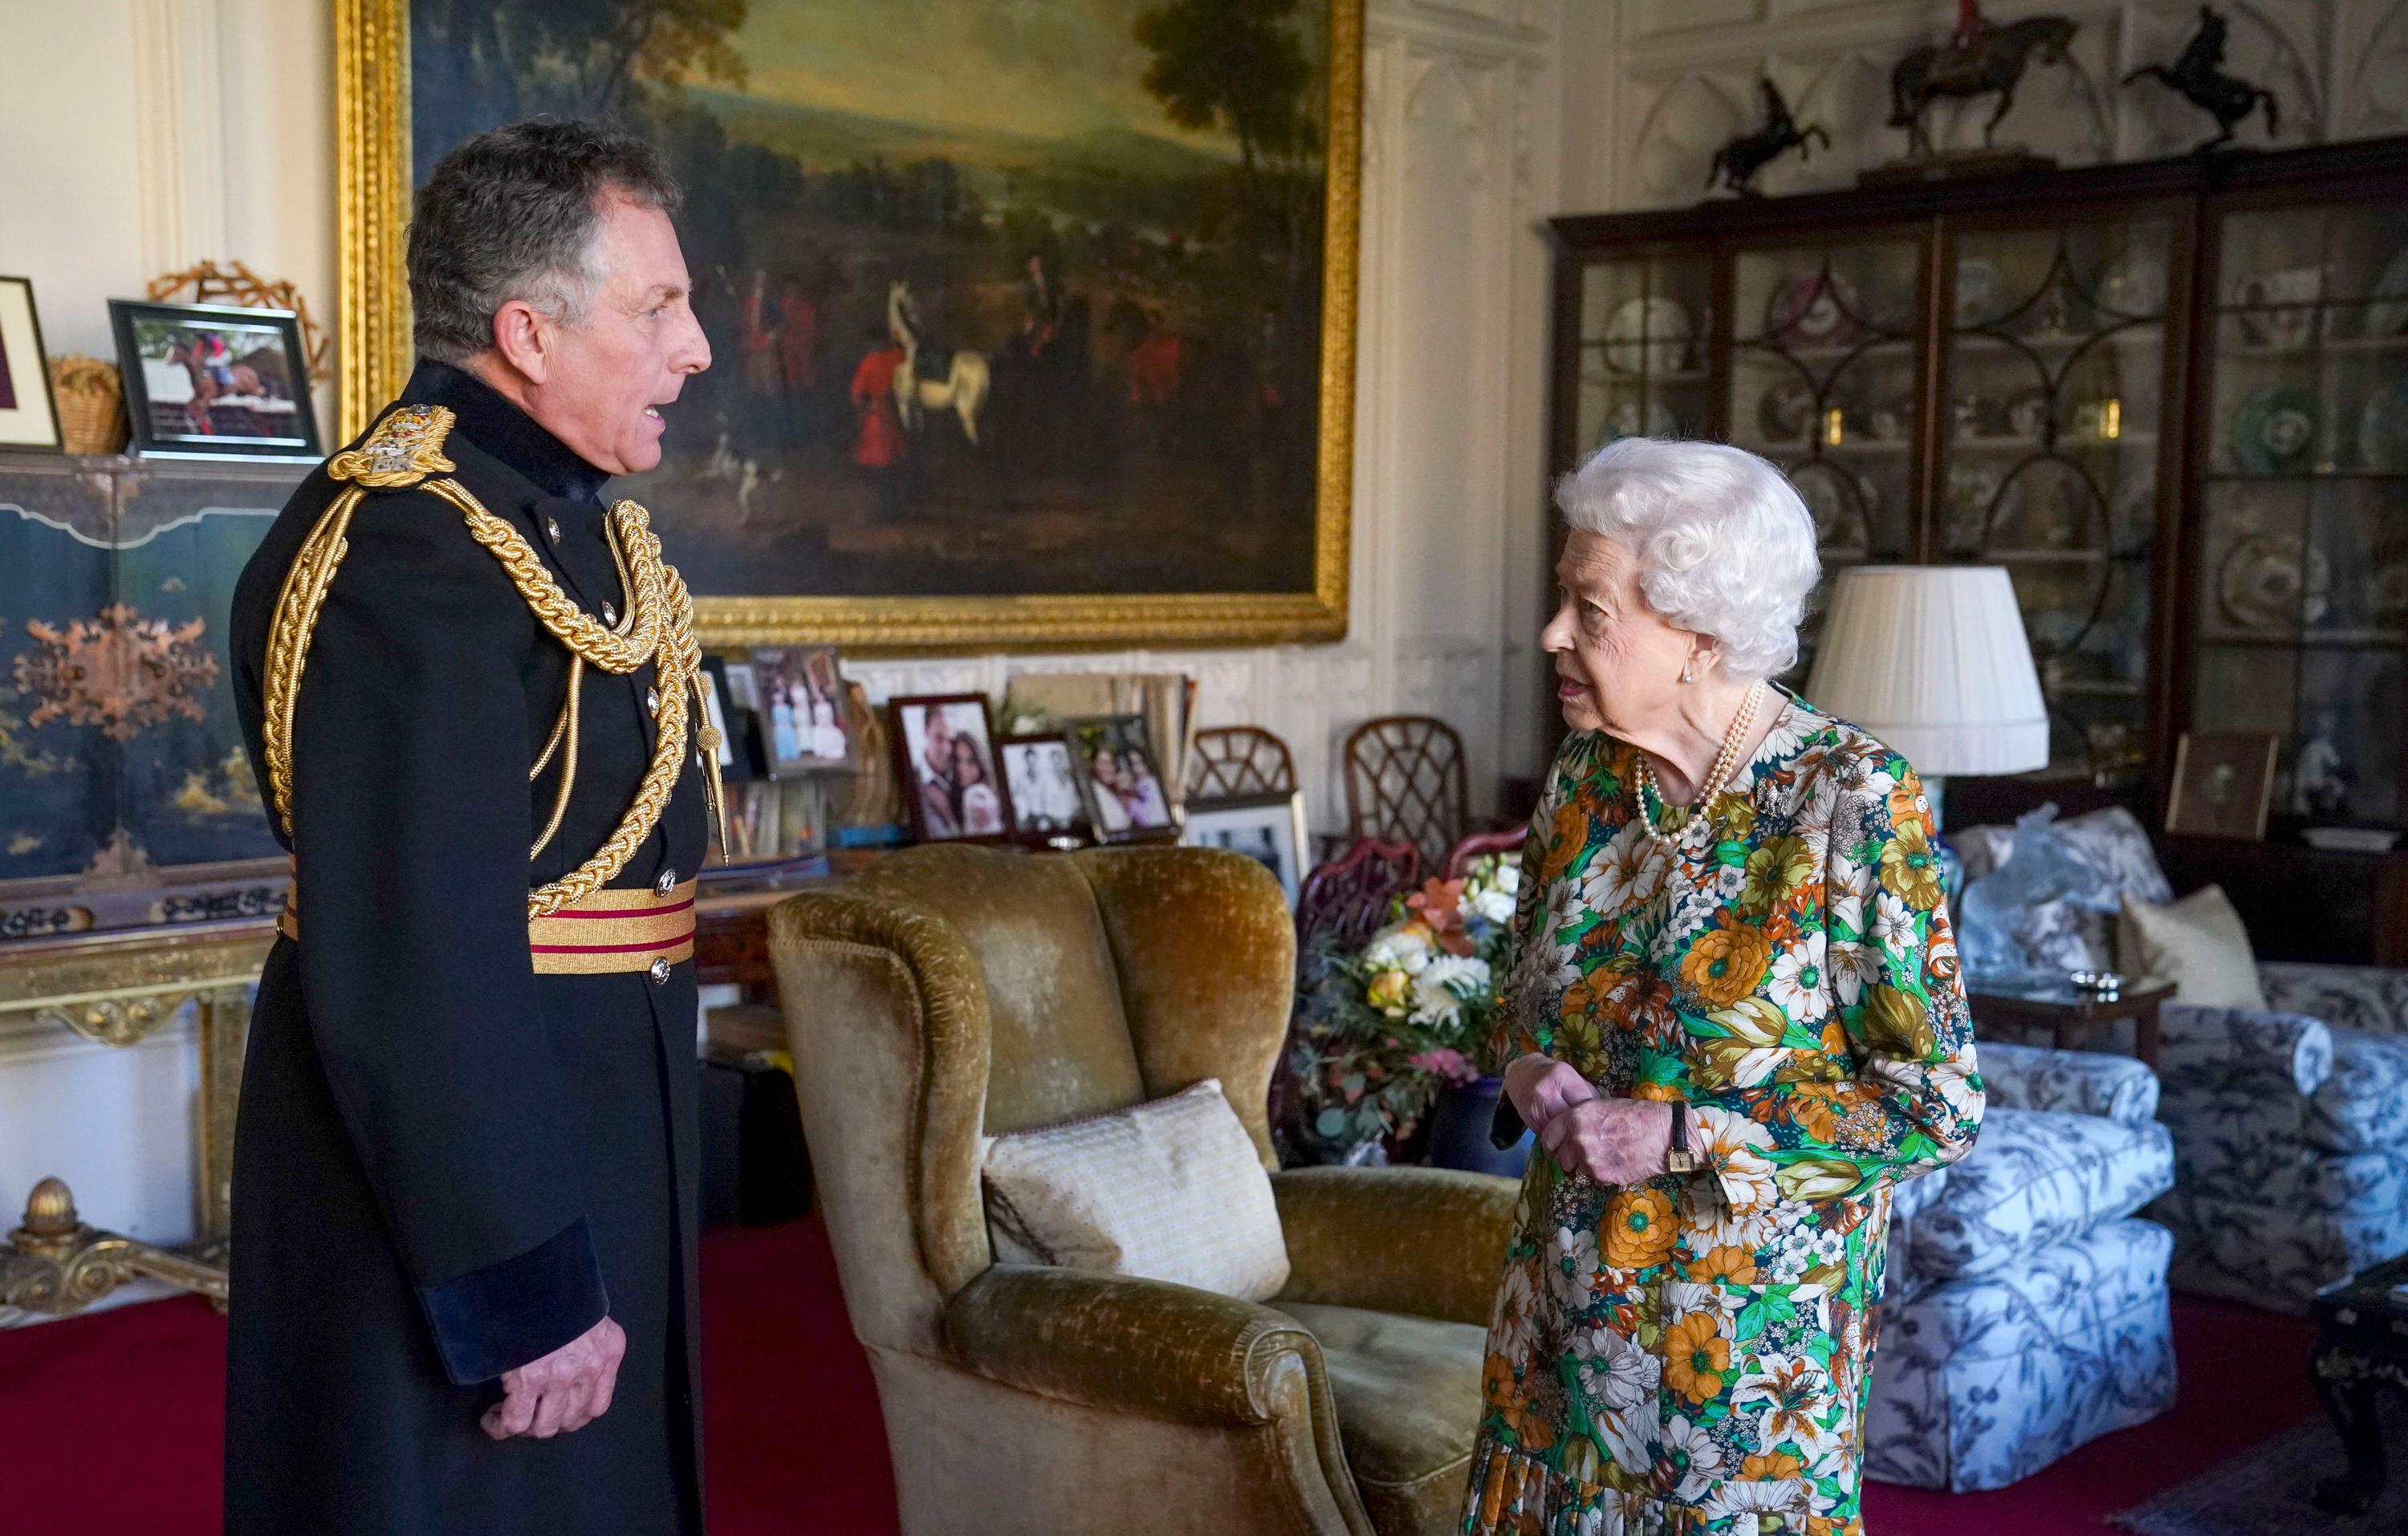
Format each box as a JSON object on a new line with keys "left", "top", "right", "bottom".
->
{"left": 408, "top": 119, "right": 685, "bottom": 367}
{"left": 1555, "top": 437, "right": 1822, "bottom": 681}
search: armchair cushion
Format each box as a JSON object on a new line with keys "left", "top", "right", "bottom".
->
{"left": 2261, "top": 961, "right": 2408, "bottom": 1038}
{"left": 1975, "top": 1040, "right": 2160, "bottom": 1127}
{"left": 945, "top": 1263, "right": 1333, "bottom": 1428}
{"left": 2304, "top": 1028, "right": 2408, "bottom": 1155}
{"left": 1903, "top": 1107, "right": 2174, "bottom": 1283}
{"left": 2117, "top": 886, "right": 2265, "bottom": 1008}
{"left": 1270, "top": 1302, "right": 1484, "bottom": 1536}
{"left": 982, "top": 1079, "right": 1289, "bottom": 1302}
{"left": 1271, "top": 1165, "right": 1518, "bottom": 1328}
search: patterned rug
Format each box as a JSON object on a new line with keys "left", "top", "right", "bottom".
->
{"left": 2107, "top": 1405, "right": 2408, "bottom": 1536}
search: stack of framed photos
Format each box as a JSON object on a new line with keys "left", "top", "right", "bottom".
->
{"left": 702, "top": 644, "right": 856, "bottom": 866}
{"left": 888, "top": 697, "right": 1184, "bottom": 850}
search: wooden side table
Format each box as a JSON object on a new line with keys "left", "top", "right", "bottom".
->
{"left": 1965, "top": 978, "right": 2177, "bottom": 1071}
{"left": 2308, "top": 1253, "right": 2408, "bottom": 1514}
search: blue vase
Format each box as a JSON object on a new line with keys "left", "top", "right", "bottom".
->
{"left": 1426, "top": 1075, "right": 1532, "bottom": 1176}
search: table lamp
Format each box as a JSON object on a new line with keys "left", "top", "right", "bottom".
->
{"left": 1802, "top": 565, "right": 2049, "bottom": 828}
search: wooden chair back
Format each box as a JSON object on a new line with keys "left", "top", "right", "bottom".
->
{"left": 1442, "top": 828, "right": 1525, "bottom": 880}
{"left": 1186, "top": 725, "right": 1298, "bottom": 801}
{"left": 1342, "top": 715, "right": 1470, "bottom": 871}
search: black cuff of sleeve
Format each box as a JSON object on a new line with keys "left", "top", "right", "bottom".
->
{"left": 415, "top": 1217, "right": 608, "bottom": 1386}
{"left": 1489, "top": 1095, "right": 1528, "bottom": 1152}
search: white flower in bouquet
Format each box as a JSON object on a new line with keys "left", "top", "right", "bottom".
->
{"left": 1361, "top": 924, "right": 1436, "bottom": 976}
{"left": 1410, "top": 953, "right": 1491, "bottom": 1026}
{"left": 1470, "top": 884, "right": 1516, "bottom": 925}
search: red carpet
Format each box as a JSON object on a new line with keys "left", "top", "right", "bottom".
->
{"left": 0, "top": 1219, "right": 2319, "bottom": 1535}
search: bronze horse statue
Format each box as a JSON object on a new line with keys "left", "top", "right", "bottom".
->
{"left": 1708, "top": 79, "right": 1830, "bottom": 197}
{"left": 1889, "top": 15, "right": 2080, "bottom": 159}
{"left": 2123, "top": 6, "right": 2278, "bottom": 151}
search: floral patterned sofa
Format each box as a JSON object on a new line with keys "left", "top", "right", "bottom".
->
{"left": 1954, "top": 807, "right": 2408, "bottom": 1314}
{"left": 1864, "top": 1040, "right": 2178, "bottom": 1491}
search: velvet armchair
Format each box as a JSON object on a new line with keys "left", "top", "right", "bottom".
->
{"left": 766, "top": 843, "right": 1515, "bottom": 1536}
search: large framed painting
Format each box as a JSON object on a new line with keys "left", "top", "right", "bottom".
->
{"left": 338, "top": 0, "right": 1360, "bottom": 649}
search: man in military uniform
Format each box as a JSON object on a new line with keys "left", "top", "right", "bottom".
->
{"left": 226, "top": 120, "right": 719, "bottom": 1534}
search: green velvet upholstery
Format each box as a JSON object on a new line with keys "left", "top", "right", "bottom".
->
{"left": 767, "top": 843, "right": 1515, "bottom": 1536}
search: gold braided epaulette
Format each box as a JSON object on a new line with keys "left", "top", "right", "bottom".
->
{"left": 261, "top": 400, "right": 730, "bottom": 915}
{"left": 326, "top": 404, "right": 458, "bottom": 489}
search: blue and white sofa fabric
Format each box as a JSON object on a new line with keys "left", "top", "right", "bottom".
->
{"left": 1953, "top": 807, "right": 2408, "bottom": 1314}
{"left": 1866, "top": 1041, "right": 2178, "bottom": 1492}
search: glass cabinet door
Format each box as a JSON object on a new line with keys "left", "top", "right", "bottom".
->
{"left": 1725, "top": 236, "right": 1925, "bottom": 673}
{"left": 1940, "top": 216, "right": 2174, "bottom": 786}
{"left": 2194, "top": 200, "right": 2408, "bottom": 826}
{"left": 1568, "top": 253, "right": 1714, "bottom": 461}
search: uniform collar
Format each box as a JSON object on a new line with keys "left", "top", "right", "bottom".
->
{"left": 399, "top": 359, "right": 613, "bottom": 505}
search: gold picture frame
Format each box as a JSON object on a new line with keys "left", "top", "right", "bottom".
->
{"left": 335, "top": 0, "right": 1360, "bottom": 651}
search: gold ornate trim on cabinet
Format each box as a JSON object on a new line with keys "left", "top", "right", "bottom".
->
{"left": 336, "top": 0, "right": 1361, "bottom": 651}
{"left": 0, "top": 919, "right": 270, "bottom": 1317}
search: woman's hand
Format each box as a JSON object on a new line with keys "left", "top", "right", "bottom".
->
{"left": 1502, "top": 1053, "right": 1600, "bottom": 1134}
{"left": 1538, "top": 1098, "right": 1674, "bottom": 1186}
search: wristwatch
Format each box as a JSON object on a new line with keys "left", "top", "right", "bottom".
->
{"left": 1666, "top": 1101, "right": 1696, "bottom": 1175}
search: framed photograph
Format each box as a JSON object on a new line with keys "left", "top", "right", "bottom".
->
{"left": 750, "top": 644, "right": 851, "bottom": 774}
{"left": 339, "top": 0, "right": 1361, "bottom": 650}
{"left": 1068, "top": 714, "right": 1177, "bottom": 843}
{"left": 701, "top": 656, "right": 767, "bottom": 782}
{"left": 999, "top": 733, "right": 1089, "bottom": 843}
{"left": 1182, "top": 790, "right": 1309, "bottom": 907}
{"left": 108, "top": 299, "right": 321, "bottom": 461}
{"left": 2166, "top": 730, "right": 2280, "bottom": 839}
{"left": 889, "top": 694, "right": 1013, "bottom": 843}
{"left": 0, "top": 277, "right": 62, "bottom": 451}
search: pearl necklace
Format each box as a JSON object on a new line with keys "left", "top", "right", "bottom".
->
{"left": 1633, "top": 680, "right": 1767, "bottom": 847}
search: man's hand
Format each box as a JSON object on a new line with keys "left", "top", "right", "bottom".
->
{"left": 480, "top": 1316, "right": 625, "bottom": 1441}
{"left": 1502, "top": 1053, "right": 1601, "bottom": 1135}
{"left": 1539, "top": 1098, "right": 1674, "bottom": 1186}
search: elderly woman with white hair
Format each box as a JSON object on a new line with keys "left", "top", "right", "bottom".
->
{"left": 1463, "top": 437, "right": 1983, "bottom": 1536}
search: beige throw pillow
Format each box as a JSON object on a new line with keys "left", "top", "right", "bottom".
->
{"left": 981, "top": 1079, "right": 1290, "bottom": 1302}
{"left": 2117, "top": 885, "right": 2265, "bottom": 1009}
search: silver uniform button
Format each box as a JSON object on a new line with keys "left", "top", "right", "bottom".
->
{"left": 545, "top": 516, "right": 562, "bottom": 541}
{"left": 649, "top": 957, "right": 671, "bottom": 984}
{"left": 654, "top": 868, "right": 678, "bottom": 896}
{"left": 645, "top": 687, "right": 660, "bottom": 715}
{"left": 601, "top": 600, "right": 619, "bottom": 625}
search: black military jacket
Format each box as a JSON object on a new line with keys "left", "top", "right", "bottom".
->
{"left": 223, "top": 361, "right": 706, "bottom": 1536}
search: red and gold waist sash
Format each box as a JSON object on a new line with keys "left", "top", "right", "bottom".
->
{"left": 276, "top": 879, "right": 697, "bottom": 977}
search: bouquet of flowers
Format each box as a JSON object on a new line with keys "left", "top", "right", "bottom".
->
{"left": 1289, "top": 853, "right": 1521, "bottom": 1160}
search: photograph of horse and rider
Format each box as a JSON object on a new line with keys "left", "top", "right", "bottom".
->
{"left": 129, "top": 315, "right": 305, "bottom": 445}
{"left": 408, "top": 0, "right": 1336, "bottom": 603}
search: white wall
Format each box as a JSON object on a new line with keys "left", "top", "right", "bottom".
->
{"left": 0, "top": 0, "right": 1565, "bottom": 1263}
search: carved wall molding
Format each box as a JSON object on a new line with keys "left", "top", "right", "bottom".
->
{"left": 1596, "top": 0, "right": 2396, "bottom": 210}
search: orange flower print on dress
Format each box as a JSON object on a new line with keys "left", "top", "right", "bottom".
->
{"left": 1740, "top": 1449, "right": 1805, "bottom": 1481}
{"left": 1663, "top": 1310, "right": 1731, "bottom": 1405}
{"left": 1877, "top": 817, "right": 1946, "bottom": 912}
{"left": 1545, "top": 802, "right": 1590, "bottom": 881}
{"left": 1679, "top": 914, "right": 1773, "bottom": 1007}
{"left": 1602, "top": 1187, "right": 1678, "bottom": 1270}
{"left": 1885, "top": 778, "right": 1929, "bottom": 836}
{"left": 1692, "top": 1243, "right": 1760, "bottom": 1286}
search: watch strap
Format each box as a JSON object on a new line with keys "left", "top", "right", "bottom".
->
{"left": 1666, "top": 1100, "right": 1696, "bottom": 1175}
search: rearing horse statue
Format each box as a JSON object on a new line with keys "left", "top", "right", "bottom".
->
{"left": 2123, "top": 6, "right": 2279, "bottom": 151}
{"left": 1889, "top": 15, "right": 2080, "bottom": 159}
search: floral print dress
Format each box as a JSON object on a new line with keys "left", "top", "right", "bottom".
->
{"left": 1463, "top": 697, "right": 1984, "bottom": 1536}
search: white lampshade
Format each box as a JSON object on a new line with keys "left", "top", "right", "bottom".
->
{"left": 1804, "top": 565, "right": 2049, "bottom": 775}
